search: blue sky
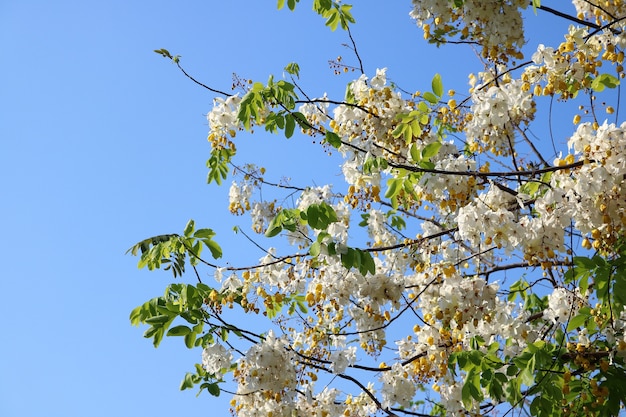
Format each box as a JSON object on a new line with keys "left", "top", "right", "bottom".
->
{"left": 0, "top": 2, "right": 588, "bottom": 416}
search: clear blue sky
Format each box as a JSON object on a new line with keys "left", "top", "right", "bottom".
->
{"left": 0, "top": 2, "right": 583, "bottom": 416}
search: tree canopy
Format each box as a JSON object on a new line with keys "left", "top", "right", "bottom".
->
{"left": 129, "top": 1, "right": 626, "bottom": 416}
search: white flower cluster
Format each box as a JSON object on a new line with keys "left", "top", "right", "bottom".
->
{"left": 207, "top": 95, "right": 242, "bottom": 140}
{"left": 366, "top": 209, "right": 397, "bottom": 246}
{"left": 228, "top": 180, "right": 254, "bottom": 215}
{"left": 332, "top": 69, "right": 410, "bottom": 166}
{"left": 524, "top": 26, "right": 624, "bottom": 100}
{"left": 552, "top": 121, "right": 626, "bottom": 243}
{"left": 380, "top": 363, "right": 417, "bottom": 409}
{"left": 572, "top": 0, "right": 626, "bottom": 26}
{"left": 236, "top": 331, "right": 296, "bottom": 396}
{"left": 298, "top": 94, "right": 330, "bottom": 132}
{"left": 250, "top": 201, "right": 276, "bottom": 234}
{"left": 328, "top": 335, "right": 357, "bottom": 374}
{"left": 202, "top": 342, "right": 233, "bottom": 375}
{"left": 466, "top": 79, "right": 536, "bottom": 156}
{"left": 407, "top": 268, "right": 534, "bottom": 361}
{"left": 409, "top": 0, "right": 528, "bottom": 61}
{"left": 457, "top": 185, "right": 521, "bottom": 251}
{"left": 544, "top": 287, "right": 584, "bottom": 324}
{"left": 421, "top": 154, "right": 478, "bottom": 209}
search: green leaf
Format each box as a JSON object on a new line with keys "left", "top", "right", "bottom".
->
{"left": 423, "top": 91, "right": 439, "bottom": 104}
{"left": 183, "top": 219, "right": 195, "bottom": 237}
{"left": 154, "top": 48, "right": 173, "bottom": 59}
{"left": 265, "top": 222, "right": 282, "bottom": 237}
{"left": 358, "top": 250, "right": 376, "bottom": 275}
{"left": 385, "top": 178, "right": 402, "bottom": 199}
{"left": 167, "top": 325, "right": 192, "bottom": 336}
{"left": 566, "top": 307, "right": 590, "bottom": 331}
{"left": 285, "top": 114, "right": 296, "bottom": 138}
{"left": 391, "top": 123, "right": 406, "bottom": 139}
{"left": 145, "top": 314, "right": 171, "bottom": 325}
{"left": 431, "top": 73, "right": 443, "bottom": 98}
{"left": 284, "top": 62, "right": 300, "bottom": 77}
{"left": 341, "top": 248, "right": 355, "bottom": 270}
{"left": 207, "top": 382, "right": 221, "bottom": 397}
{"left": 180, "top": 372, "right": 196, "bottom": 390}
{"left": 325, "top": 131, "right": 342, "bottom": 148}
{"left": 421, "top": 141, "right": 442, "bottom": 159}
{"left": 202, "top": 238, "right": 223, "bottom": 259}
{"left": 410, "top": 143, "right": 421, "bottom": 163}
{"left": 194, "top": 228, "right": 216, "bottom": 239}
{"left": 309, "top": 241, "right": 321, "bottom": 257}
{"left": 591, "top": 73, "right": 620, "bottom": 92}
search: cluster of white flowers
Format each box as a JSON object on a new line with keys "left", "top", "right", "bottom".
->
{"left": 572, "top": 0, "right": 626, "bottom": 26}
{"left": 207, "top": 95, "right": 242, "bottom": 140}
{"left": 414, "top": 154, "right": 478, "bottom": 215}
{"left": 296, "top": 185, "right": 333, "bottom": 209}
{"left": 358, "top": 272, "right": 403, "bottom": 309}
{"left": 228, "top": 180, "right": 254, "bottom": 215}
{"left": 437, "top": 379, "right": 468, "bottom": 417}
{"left": 524, "top": 26, "right": 625, "bottom": 101}
{"left": 293, "top": 388, "right": 344, "bottom": 417}
{"left": 236, "top": 331, "right": 297, "bottom": 395}
{"left": 249, "top": 201, "right": 276, "bottom": 233}
{"left": 366, "top": 209, "right": 397, "bottom": 246}
{"left": 332, "top": 69, "right": 410, "bottom": 164}
{"left": 466, "top": 79, "right": 536, "bottom": 155}
{"left": 457, "top": 185, "right": 521, "bottom": 251}
{"left": 380, "top": 363, "right": 417, "bottom": 409}
{"left": 328, "top": 335, "right": 357, "bottom": 374}
{"left": 409, "top": 0, "right": 527, "bottom": 61}
{"left": 202, "top": 342, "right": 233, "bottom": 375}
{"left": 298, "top": 94, "right": 330, "bottom": 132}
{"left": 551, "top": 121, "right": 626, "bottom": 245}
{"left": 545, "top": 287, "right": 584, "bottom": 324}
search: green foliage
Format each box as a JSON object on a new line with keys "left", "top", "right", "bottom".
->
{"left": 264, "top": 208, "right": 303, "bottom": 237}
{"left": 126, "top": 220, "right": 222, "bottom": 277}
{"left": 431, "top": 73, "right": 443, "bottom": 98}
{"left": 591, "top": 73, "right": 620, "bottom": 92}
{"left": 206, "top": 147, "right": 233, "bottom": 185}
{"left": 392, "top": 74, "right": 442, "bottom": 144}
{"left": 301, "top": 202, "right": 338, "bottom": 230}
{"left": 340, "top": 246, "right": 376, "bottom": 275}
{"left": 278, "top": 0, "right": 355, "bottom": 31}
{"left": 450, "top": 340, "right": 568, "bottom": 416}
{"left": 363, "top": 155, "right": 388, "bottom": 174}
{"left": 384, "top": 169, "right": 422, "bottom": 210}
{"left": 284, "top": 62, "right": 300, "bottom": 78}
{"left": 392, "top": 105, "right": 430, "bottom": 144}
{"left": 565, "top": 250, "right": 626, "bottom": 312}
{"left": 312, "top": 0, "right": 355, "bottom": 31}
{"left": 130, "top": 283, "right": 207, "bottom": 347}
{"left": 180, "top": 363, "right": 226, "bottom": 397}
{"left": 154, "top": 48, "right": 181, "bottom": 63}
{"left": 237, "top": 75, "right": 311, "bottom": 140}
{"left": 265, "top": 202, "right": 338, "bottom": 237}
{"left": 519, "top": 172, "right": 552, "bottom": 199}
{"left": 277, "top": 0, "right": 300, "bottom": 11}
{"left": 324, "top": 131, "right": 343, "bottom": 148}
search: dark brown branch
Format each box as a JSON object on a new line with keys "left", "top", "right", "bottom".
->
{"left": 536, "top": 4, "right": 603, "bottom": 32}
{"left": 391, "top": 160, "right": 586, "bottom": 178}
{"left": 175, "top": 61, "right": 231, "bottom": 97}
{"left": 345, "top": 24, "right": 364, "bottom": 74}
